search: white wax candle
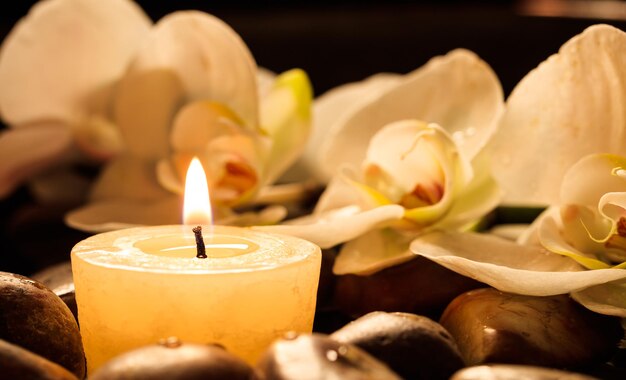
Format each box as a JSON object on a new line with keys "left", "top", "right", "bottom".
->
{"left": 71, "top": 225, "right": 321, "bottom": 373}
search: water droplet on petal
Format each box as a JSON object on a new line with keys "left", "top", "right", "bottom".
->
{"left": 326, "top": 350, "right": 339, "bottom": 362}
{"left": 337, "top": 345, "right": 349, "bottom": 356}
{"left": 158, "top": 336, "right": 182, "bottom": 348}
{"left": 283, "top": 331, "right": 299, "bottom": 340}
{"left": 452, "top": 131, "right": 465, "bottom": 145}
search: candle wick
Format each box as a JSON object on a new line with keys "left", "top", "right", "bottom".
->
{"left": 192, "top": 226, "right": 207, "bottom": 259}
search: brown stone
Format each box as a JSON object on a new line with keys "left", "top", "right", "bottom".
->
{"left": 331, "top": 311, "right": 465, "bottom": 379}
{"left": 440, "top": 288, "right": 622, "bottom": 369}
{"left": 90, "top": 339, "right": 257, "bottom": 380}
{"left": 31, "top": 261, "right": 77, "bottom": 322}
{"left": 334, "top": 256, "right": 483, "bottom": 318}
{"left": 0, "top": 271, "right": 85, "bottom": 379}
{"left": 257, "top": 333, "right": 401, "bottom": 379}
{"left": 0, "top": 339, "right": 78, "bottom": 380}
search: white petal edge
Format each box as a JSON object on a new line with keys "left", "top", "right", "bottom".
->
{"left": 559, "top": 153, "right": 626, "bottom": 207}
{"left": 257, "top": 67, "right": 276, "bottom": 98}
{"left": 433, "top": 151, "right": 502, "bottom": 230}
{"left": 313, "top": 167, "right": 380, "bottom": 214}
{"left": 333, "top": 228, "right": 415, "bottom": 275}
{"left": 319, "top": 49, "right": 503, "bottom": 180}
{"left": 0, "top": 123, "right": 72, "bottom": 197}
{"left": 0, "top": 0, "right": 151, "bottom": 124}
{"left": 259, "top": 69, "right": 313, "bottom": 186}
{"left": 253, "top": 204, "right": 405, "bottom": 249}
{"left": 65, "top": 196, "right": 181, "bottom": 233}
{"left": 113, "top": 68, "right": 184, "bottom": 160}
{"left": 88, "top": 154, "right": 172, "bottom": 202}
{"left": 303, "top": 73, "right": 401, "bottom": 182}
{"left": 410, "top": 230, "right": 626, "bottom": 296}
{"left": 489, "top": 24, "right": 626, "bottom": 206}
{"left": 571, "top": 280, "right": 626, "bottom": 317}
{"left": 130, "top": 11, "right": 259, "bottom": 129}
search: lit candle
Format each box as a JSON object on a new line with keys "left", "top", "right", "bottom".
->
{"left": 71, "top": 158, "right": 321, "bottom": 373}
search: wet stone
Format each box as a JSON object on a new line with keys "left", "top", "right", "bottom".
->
{"left": 256, "top": 333, "right": 401, "bottom": 380}
{"left": 0, "top": 271, "right": 85, "bottom": 379}
{"left": 0, "top": 339, "right": 79, "bottom": 380}
{"left": 334, "top": 256, "right": 484, "bottom": 319}
{"left": 31, "top": 261, "right": 77, "bottom": 322}
{"left": 440, "top": 288, "right": 622, "bottom": 369}
{"left": 451, "top": 364, "right": 598, "bottom": 380}
{"left": 90, "top": 341, "right": 256, "bottom": 380}
{"left": 331, "top": 311, "right": 465, "bottom": 380}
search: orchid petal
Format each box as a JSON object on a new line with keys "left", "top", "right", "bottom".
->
{"left": 169, "top": 100, "right": 244, "bottom": 153}
{"left": 0, "top": 123, "right": 71, "bottom": 197}
{"left": 489, "top": 224, "right": 531, "bottom": 241}
{"left": 314, "top": 167, "right": 383, "bottom": 214}
{"left": 571, "top": 280, "right": 626, "bottom": 317}
{"left": 304, "top": 73, "right": 400, "bottom": 181}
{"left": 364, "top": 121, "right": 446, "bottom": 203}
{"left": 156, "top": 156, "right": 185, "bottom": 194}
{"left": 257, "top": 67, "right": 276, "bottom": 98}
{"left": 113, "top": 69, "right": 184, "bottom": 160}
{"left": 89, "top": 154, "right": 172, "bottom": 202}
{"left": 598, "top": 191, "right": 626, "bottom": 222}
{"left": 560, "top": 153, "right": 626, "bottom": 206}
{"left": 489, "top": 25, "right": 626, "bottom": 205}
{"left": 0, "top": 0, "right": 151, "bottom": 125}
{"left": 320, "top": 49, "right": 503, "bottom": 178}
{"left": 65, "top": 196, "right": 180, "bottom": 233}
{"left": 218, "top": 205, "right": 287, "bottom": 226}
{"left": 131, "top": 11, "right": 259, "bottom": 129}
{"left": 434, "top": 151, "right": 501, "bottom": 230}
{"left": 202, "top": 134, "right": 264, "bottom": 205}
{"left": 73, "top": 114, "right": 123, "bottom": 161}
{"left": 29, "top": 168, "right": 90, "bottom": 205}
{"left": 537, "top": 209, "right": 611, "bottom": 269}
{"left": 260, "top": 69, "right": 313, "bottom": 185}
{"left": 410, "top": 230, "right": 626, "bottom": 295}
{"left": 333, "top": 228, "right": 415, "bottom": 275}
{"left": 365, "top": 121, "right": 471, "bottom": 225}
{"left": 253, "top": 204, "right": 405, "bottom": 249}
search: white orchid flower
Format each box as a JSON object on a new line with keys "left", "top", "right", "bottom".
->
{"left": 297, "top": 49, "right": 504, "bottom": 184}
{"left": 258, "top": 120, "right": 501, "bottom": 275}
{"left": 529, "top": 154, "right": 626, "bottom": 270}
{"left": 257, "top": 49, "right": 503, "bottom": 275}
{"left": 489, "top": 24, "right": 626, "bottom": 206}
{"left": 0, "top": 0, "right": 152, "bottom": 202}
{"left": 27, "top": 6, "right": 310, "bottom": 231}
{"left": 411, "top": 153, "right": 626, "bottom": 317}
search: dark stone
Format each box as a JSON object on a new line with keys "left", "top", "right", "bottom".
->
{"left": 0, "top": 339, "right": 78, "bottom": 380}
{"left": 451, "top": 364, "right": 597, "bottom": 380}
{"left": 440, "top": 288, "right": 623, "bottom": 369}
{"left": 31, "top": 261, "right": 77, "bottom": 322}
{"left": 90, "top": 338, "right": 257, "bottom": 380}
{"left": 331, "top": 311, "right": 465, "bottom": 379}
{"left": 334, "top": 256, "right": 484, "bottom": 319}
{"left": 0, "top": 271, "right": 85, "bottom": 379}
{"left": 256, "top": 333, "right": 401, "bottom": 379}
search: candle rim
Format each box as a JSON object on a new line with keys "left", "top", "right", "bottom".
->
{"left": 71, "top": 225, "right": 321, "bottom": 275}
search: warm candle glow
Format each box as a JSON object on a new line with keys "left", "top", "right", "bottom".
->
{"left": 183, "top": 157, "right": 212, "bottom": 225}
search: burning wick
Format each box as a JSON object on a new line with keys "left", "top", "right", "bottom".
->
{"left": 192, "top": 226, "right": 207, "bottom": 259}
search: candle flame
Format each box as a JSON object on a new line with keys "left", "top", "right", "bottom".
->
{"left": 183, "top": 157, "right": 213, "bottom": 225}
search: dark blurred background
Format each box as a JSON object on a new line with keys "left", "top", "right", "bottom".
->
{"left": 2, "top": 0, "right": 626, "bottom": 96}
{"left": 1, "top": 0, "right": 626, "bottom": 275}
